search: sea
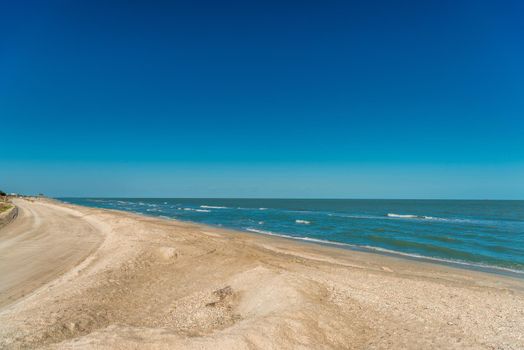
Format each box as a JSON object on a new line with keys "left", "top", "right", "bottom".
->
{"left": 60, "top": 198, "right": 524, "bottom": 276}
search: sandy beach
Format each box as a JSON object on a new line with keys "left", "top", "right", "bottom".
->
{"left": 0, "top": 198, "right": 523, "bottom": 349}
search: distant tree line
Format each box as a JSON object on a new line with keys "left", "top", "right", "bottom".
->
{"left": 0, "top": 190, "right": 6, "bottom": 196}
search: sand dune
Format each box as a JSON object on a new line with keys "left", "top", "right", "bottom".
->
{"left": 0, "top": 198, "right": 523, "bottom": 349}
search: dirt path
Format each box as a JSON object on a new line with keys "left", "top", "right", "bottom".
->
{"left": 0, "top": 199, "right": 104, "bottom": 308}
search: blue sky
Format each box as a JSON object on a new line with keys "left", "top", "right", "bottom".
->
{"left": 1, "top": 0, "right": 523, "bottom": 198}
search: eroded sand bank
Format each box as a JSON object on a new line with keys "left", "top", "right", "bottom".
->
{"left": 0, "top": 198, "right": 523, "bottom": 349}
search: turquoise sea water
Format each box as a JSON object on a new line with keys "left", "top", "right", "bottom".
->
{"left": 61, "top": 198, "right": 524, "bottom": 275}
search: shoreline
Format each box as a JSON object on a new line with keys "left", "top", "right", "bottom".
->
{"left": 60, "top": 198, "right": 524, "bottom": 280}
{"left": 1, "top": 198, "right": 523, "bottom": 349}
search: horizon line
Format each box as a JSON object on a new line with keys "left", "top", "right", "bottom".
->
{"left": 52, "top": 196, "right": 524, "bottom": 201}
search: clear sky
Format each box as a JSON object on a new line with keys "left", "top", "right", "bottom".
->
{"left": 1, "top": 0, "right": 523, "bottom": 198}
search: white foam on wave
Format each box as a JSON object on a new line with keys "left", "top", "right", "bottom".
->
{"left": 245, "top": 228, "right": 354, "bottom": 247}
{"left": 329, "top": 212, "right": 463, "bottom": 222}
{"left": 360, "top": 246, "right": 524, "bottom": 275}
{"left": 328, "top": 213, "right": 384, "bottom": 220}
{"left": 386, "top": 213, "right": 474, "bottom": 223}
{"left": 295, "top": 219, "right": 310, "bottom": 225}
{"left": 181, "top": 208, "right": 211, "bottom": 213}
{"left": 387, "top": 213, "right": 450, "bottom": 221}
{"left": 246, "top": 228, "right": 277, "bottom": 236}
{"left": 387, "top": 213, "right": 419, "bottom": 218}
{"left": 200, "top": 205, "right": 228, "bottom": 209}
{"left": 230, "top": 207, "right": 268, "bottom": 211}
{"left": 422, "top": 216, "right": 460, "bottom": 221}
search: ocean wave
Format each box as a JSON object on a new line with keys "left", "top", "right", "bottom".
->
{"left": 245, "top": 228, "right": 277, "bottom": 236}
{"left": 329, "top": 212, "right": 468, "bottom": 223}
{"left": 421, "top": 216, "right": 472, "bottom": 223}
{"left": 181, "top": 208, "right": 211, "bottom": 213}
{"left": 385, "top": 213, "right": 482, "bottom": 224}
{"left": 244, "top": 228, "right": 524, "bottom": 275}
{"left": 387, "top": 213, "right": 456, "bottom": 221}
{"left": 326, "top": 212, "right": 449, "bottom": 221}
{"left": 236, "top": 207, "right": 268, "bottom": 210}
{"left": 328, "top": 213, "right": 383, "bottom": 220}
{"left": 295, "top": 219, "right": 311, "bottom": 225}
{"left": 87, "top": 199, "right": 106, "bottom": 203}
{"left": 387, "top": 213, "right": 420, "bottom": 219}
{"left": 245, "top": 228, "right": 356, "bottom": 247}
{"left": 360, "top": 246, "right": 524, "bottom": 275}
{"left": 200, "top": 205, "right": 228, "bottom": 209}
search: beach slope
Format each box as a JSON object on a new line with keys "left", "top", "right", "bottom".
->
{"left": 0, "top": 198, "right": 523, "bottom": 349}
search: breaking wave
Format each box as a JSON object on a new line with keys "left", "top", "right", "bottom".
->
{"left": 245, "top": 228, "right": 524, "bottom": 275}
{"left": 180, "top": 208, "right": 211, "bottom": 213}
{"left": 387, "top": 213, "right": 420, "bottom": 219}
